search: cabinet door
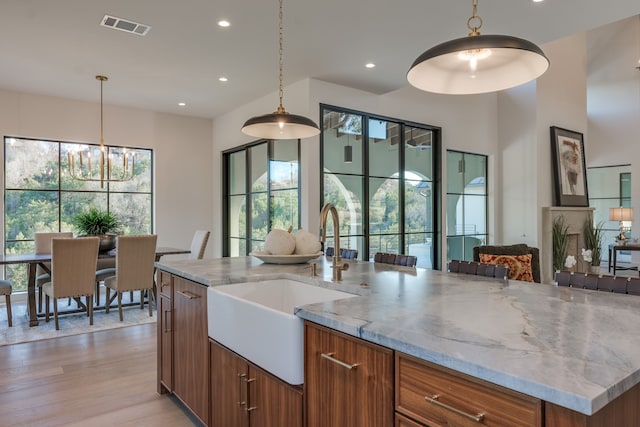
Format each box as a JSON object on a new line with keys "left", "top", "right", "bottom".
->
{"left": 158, "top": 294, "right": 172, "bottom": 393}
{"left": 210, "top": 340, "right": 249, "bottom": 427}
{"left": 173, "top": 277, "right": 209, "bottom": 425}
{"left": 305, "top": 322, "right": 394, "bottom": 427}
{"left": 248, "top": 365, "right": 303, "bottom": 427}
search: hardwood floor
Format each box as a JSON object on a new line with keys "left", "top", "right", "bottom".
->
{"left": 0, "top": 323, "right": 200, "bottom": 427}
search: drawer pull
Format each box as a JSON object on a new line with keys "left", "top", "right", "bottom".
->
{"left": 321, "top": 352, "right": 360, "bottom": 370}
{"left": 425, "top": 394, "right": 485, "bottom": 423}
{"left": 176, "top": 290, "right": 201, "bottom": 299}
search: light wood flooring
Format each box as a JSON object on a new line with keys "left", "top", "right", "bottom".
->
{"left": 0, "top": 323, "right": 200, "bottom": 427}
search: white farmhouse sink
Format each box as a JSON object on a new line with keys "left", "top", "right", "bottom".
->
{"left": 207, "top": 279, "right": 356, "bottom": 385}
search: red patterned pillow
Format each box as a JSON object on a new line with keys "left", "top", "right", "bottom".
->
{"left": 480, "top": 253, "right": 534, "bottom": 282}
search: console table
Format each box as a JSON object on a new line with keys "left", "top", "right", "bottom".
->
{"left": 608, "top": 243, "right": 640, "bottom": 273}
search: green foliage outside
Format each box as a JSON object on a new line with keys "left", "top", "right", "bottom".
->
{"left": 3, "top": 138, "right": 153, "bottom": 291}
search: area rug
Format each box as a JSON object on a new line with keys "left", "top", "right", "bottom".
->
{"left": 0, "top": 294, "right": 156, "bottom": 346}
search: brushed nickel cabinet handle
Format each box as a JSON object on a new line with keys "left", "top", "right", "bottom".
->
{"left": 320, "top": 352, "right": 360, "bottom": 370}
{"left": 425, "top": 394, "right": 485, "bottom": 423}
{"left": 243, "top": 377, "right": 257, "bottom": 412}
{"left": 176, "top": 290, "right": 200, "bottom": 299}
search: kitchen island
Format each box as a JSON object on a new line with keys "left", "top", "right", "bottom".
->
{"left": 156, "top": 255, "right": 640, "bottom": 425}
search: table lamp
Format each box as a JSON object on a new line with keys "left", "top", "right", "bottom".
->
{"left": 609, "top": 207, "right": 633, "bottom": 242}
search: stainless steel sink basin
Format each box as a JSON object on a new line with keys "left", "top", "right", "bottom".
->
{"left": 207, "top": 279, "right": 356, "bottom": 385}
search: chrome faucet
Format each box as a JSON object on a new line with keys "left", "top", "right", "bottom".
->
{"left": 319, "top": 203, "right": 349, "bottom": 281}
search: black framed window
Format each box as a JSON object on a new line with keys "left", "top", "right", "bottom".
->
{"left": 320, "top": 105, "right": 441, "bottom": 269}
{"left": 3, "top": 136, "right": 153, "bottom": 291}
{"left": 223, "top": 139, "right": 300, "bottom": 256}
{"left": 445, "top": 150, "right": 488, "bottom": 262}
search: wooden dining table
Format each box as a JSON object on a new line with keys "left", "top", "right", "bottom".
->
{"left": 0, "top": 246, "right": 190, "bottom": 326}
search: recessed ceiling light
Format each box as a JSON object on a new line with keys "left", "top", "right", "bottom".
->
{"left": 218, "top": 77, "right": 229, "bottom": 82}
{"left": 178, "top": 102, "right": 186, "bottom": 107}
{"left": 365, "top": 63, "right": 376, "bottom": 68}
{"left": 532, "top": 0, "right": 544, "bottom": 2}
{"left": 218, "top": 20, "right": 231, "bottom": 27}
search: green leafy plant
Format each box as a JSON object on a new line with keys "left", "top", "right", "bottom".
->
{"left": 71, "top": 207, "right": 122, "bottom": 236}
{"left": 583, "top": 218, "right": 604, "bottom": 266}
{"left": 552, "top": 216, "right": 569, "bottom": 271}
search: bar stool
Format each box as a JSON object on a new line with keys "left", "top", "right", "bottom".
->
{"left": 0, "top": 280, "right": 13, "bottom": 327}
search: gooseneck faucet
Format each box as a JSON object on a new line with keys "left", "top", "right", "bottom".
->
{"left": 319, "top": 203, "right": 349, "bottom": 281}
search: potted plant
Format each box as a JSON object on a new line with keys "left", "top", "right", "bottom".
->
{"left": 71, "top": 207, "right": 122, "bottom": 252}
{"left": 552, "top": 216, "right": 569, "bottom": 272}
{"left": 583, "top": 218, "right": 604, "bottom": 273}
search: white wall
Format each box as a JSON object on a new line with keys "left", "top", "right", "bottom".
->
{"left": 0, "top": 89, "right": 214, "bottom": 256}
{"left": 212, "top": 78, "right": 499, "bottom": 267}
{"left": 497, "top": 32, "right": 588, "bottom": 249}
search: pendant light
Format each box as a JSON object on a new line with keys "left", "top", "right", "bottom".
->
{"left": 344, "top": 133, "right": 353, "bottom": 163}
{"left": 68, "top": 75, "right": 135, "bottom": 188}
{"left": 241, "top": 0, "right": 320, "bottom": 139}
{"left": 407, "top": 0, "right": 549, "bottom": 95}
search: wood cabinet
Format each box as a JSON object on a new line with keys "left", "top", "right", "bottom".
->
{"left": 304, "top": 321, "right": 394, "bottom": 427}
{"left": 210, "top": 339, "right": 303, "bottom": 427}
{"left": 157, "top": 271, "right": 172, "bottom": 394}
{"left": 395, "top": 352, "right": 542, "bottom": 427}
{"left": 156, "top": 272, "right": 208, "bottom": 425}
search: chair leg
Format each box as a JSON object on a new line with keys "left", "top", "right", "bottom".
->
{"left": 130, "top": 290, "right": 134, "bottom": 302}
{"left": 45, "top": 295, "right": 50, "bottom": 323}
{"left": 53, "top": 298, "right": 59, "bottom": 330}
{"left": 105, "top": 287, "right": 110, "bottom": 313}
{"left": 140, "top": 290, "right": 144, "bottom": 310}
{"left": 88, "top": 295, "right": 93, "bottom": 326}
{"left": 5, "top": 294, "right": 12, "bottom": 327}
{"left": 147, "top": 290, "right": 152, "bottom": 317}
{"left": 118, "top": 292, "right": 123, "bottom": 322}
{"left": 95, "top": 280, "right": 101, "bottom": 306}
{"left": 38, "top": 286, "right": 43, "bottom": 313}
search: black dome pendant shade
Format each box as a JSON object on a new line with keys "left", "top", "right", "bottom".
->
{"left": 407, "top": 0, "right": 549, "bottom": 95}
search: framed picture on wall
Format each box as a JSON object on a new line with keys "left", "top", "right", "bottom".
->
{"left": 550, "top": 126, "right": 589, "bottom": 207}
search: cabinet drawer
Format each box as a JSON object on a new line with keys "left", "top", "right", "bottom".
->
{"left": 396, "top": 353, "right": 542, "bottom": 427}
{"left": 396, "top": 412, "right": 426, "bottom": 427}
{"left": 158, "top": 271, "right": 173, "bottom": 298}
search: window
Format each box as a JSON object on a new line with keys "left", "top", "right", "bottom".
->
{"left": 3, "top": 136, "right": 153, "bottom": 291}
{"left": 587, "top": 164, "right": 632, "bottom": 256}
{"left": 445, "top": 150, "right": 488, "bottom": 262}
{"left": 321, "top": 105, "right": 440, "bottom": 269}
{"left": 223, "top": 139, "right": 300, "bottom": 256}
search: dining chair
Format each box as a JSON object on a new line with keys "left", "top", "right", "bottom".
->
{"left": 494, "top": 265, "right": 509, "bottom": 280}
{"left": 481, "top": 263, "right": 495, "bottom": 278}
{"left": 0, "top": 280, "right": 13, "bottom": 327}
{"left": 42, "top": 237, "right": 100, "bottom": 330}
{"left": 627, "top": 277, "right": 640, "bottom": 295}
{"left": 34, "top": 231, "right": 73, "bottom": 312}
{"left": 569, "top": 272, "right": 586, "bottom": 289}
{"left": 104, "top": 234, "right": 158, "bottom": 321}
{"left": 189, "top": 230, "right": 210, "bottom": 260}
{"left": 459, "top": 261, "right": 479, "bottom": 275}
{"left": 584, "top": 273, "right": 599, "bottom": 290}
{"left": 394, "top": 254, "right": 417, "bottom": 267}
{"left": 340, "top": 248, "right": 358, "bottom": 260}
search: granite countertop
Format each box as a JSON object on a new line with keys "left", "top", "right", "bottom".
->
{"left": 156, "top": 256, "right": 640, "bottom": 416}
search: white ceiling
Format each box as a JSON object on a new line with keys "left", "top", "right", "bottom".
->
{"left": 1, "top": 0, "right": 638, "bottom": 119}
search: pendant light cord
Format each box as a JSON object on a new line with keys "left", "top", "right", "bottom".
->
{"left": 277, "top": 0, "right": 285, "bottom": 114}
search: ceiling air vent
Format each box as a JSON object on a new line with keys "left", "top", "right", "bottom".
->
{"left": 101, "top": 15, "right": 151, "bottom": 36}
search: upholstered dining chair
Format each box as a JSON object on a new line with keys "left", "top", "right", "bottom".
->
{"left": 104, "top": 234, "right": 158, "bottom": 321}
{"left": 0, "top": 280, "right": 13, "bottom": 327}
{"left": 42, "top": 237, "right": 100, "bottom": 330}
{"left": 34, "top": 231, "right": 73, "bottom": 312}
{"left": 189, "top": 230, "right": 210, "bottom": 260}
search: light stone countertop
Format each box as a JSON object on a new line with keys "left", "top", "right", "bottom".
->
{"left": 156, "top": 255, "right": 640, "bottom": 416}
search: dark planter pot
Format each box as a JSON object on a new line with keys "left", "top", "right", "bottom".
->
{"left": 78, "top": 233, "right": 117, "bottom": 252}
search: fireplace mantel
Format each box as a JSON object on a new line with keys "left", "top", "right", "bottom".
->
{"left": 541, "top": 207, "right": 595, "bottom": 284}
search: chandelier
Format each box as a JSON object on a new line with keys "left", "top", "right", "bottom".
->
{"left": 68, "top": 75, "right": 135, "bottom": 188}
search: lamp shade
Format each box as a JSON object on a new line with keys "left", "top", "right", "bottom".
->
{"left": 241, "top": 112, "right": 320, "bottom": 140}
{"left": 610, "top": 207, "right": 634, "bottom": 222}
{"left": 407, "top": 34, "right": 549, "bottom": 95}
